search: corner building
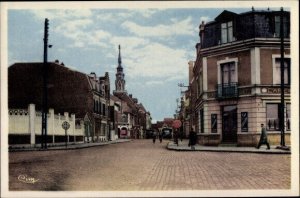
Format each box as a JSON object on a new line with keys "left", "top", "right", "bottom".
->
{"left": 191, "top": 9, "right": 291, "bottom": 146}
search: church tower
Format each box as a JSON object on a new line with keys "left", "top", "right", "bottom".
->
{"left": 115, "top": 45, "right": 126, "bottom": 93}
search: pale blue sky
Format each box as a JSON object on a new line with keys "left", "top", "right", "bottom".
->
{"left": 7, "top": 3, "right": 286, "bottom": 122}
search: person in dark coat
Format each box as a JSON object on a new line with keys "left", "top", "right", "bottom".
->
{"left": 158, "top": 131, "right": 163, "bottom": 143}
{"left": 188, "top": 128, "right": 197, "bottom": 150}
{"left": 152, "top": 131, "right": 157, "bottom": 144}
{"left": 256, "top": 124, "right": 270, "bottom": 150}
{"left": 173, "top": 129, "right": 179, "bottom": 146}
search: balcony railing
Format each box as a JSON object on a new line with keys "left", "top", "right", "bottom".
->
{"left": 217, "top": 83, "right": 238, "bottom": 99}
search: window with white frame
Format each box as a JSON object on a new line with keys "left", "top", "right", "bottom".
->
{"left": 273, "top": 58, "right": 290, "bottom": 85}
{"left": 221, "top": 21, "right": 233, "bottom": 44}
{"left": 221, "top": 62, "right": 236, "bottom": 84}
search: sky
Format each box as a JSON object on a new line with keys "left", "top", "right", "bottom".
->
{"left": 5, "top": 2, "right": 290, "bottom": 123}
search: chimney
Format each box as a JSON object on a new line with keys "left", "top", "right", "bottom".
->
{"left": 55, "top": 59, "right": 59, "bottom": 64}
{"left": 90, "top": 72, "right": 96, "bottom": 79}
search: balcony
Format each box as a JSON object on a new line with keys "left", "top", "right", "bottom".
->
{"left": 217, "top": 83, "right": 238, "bottom": 99}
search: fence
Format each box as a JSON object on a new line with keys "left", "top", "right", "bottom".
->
{"left": 9, "top": 104, "right": 85, "bottom": 145}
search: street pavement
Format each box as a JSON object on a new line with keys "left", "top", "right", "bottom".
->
{"left": 7, "top": 139, "right": 292, "bottom": 196}
{"left": 9, "top": 138, "right": 291, "bottom": 154}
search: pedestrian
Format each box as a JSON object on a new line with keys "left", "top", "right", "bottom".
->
{"left": 180, "top": 130, "right": 183, "bottom": 142}
{"left": 256, "top": 124, "right": 270, "bottom": 150}
{"left": 173, "top": 129, "right": 179, "bottom": 146}
{"left": 152, "top": 130, "right": 157, "bottom": 144}
{"left": 188, "top": 128, "right": 197, "bottom": 150}
{"left": 159, "top": 131, "right": 163, "bottom": 143}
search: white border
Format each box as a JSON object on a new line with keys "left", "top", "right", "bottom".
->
{"left": 1, "top": 1, "right": 299, "bottom": 197}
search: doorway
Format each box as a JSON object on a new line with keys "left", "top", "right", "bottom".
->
{"left": 222, "top": 105, "right": 237, "bottom": 143}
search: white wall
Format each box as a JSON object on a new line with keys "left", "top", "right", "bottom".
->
{"left": 9, "top": 104, "right": 85, "bottom": 144}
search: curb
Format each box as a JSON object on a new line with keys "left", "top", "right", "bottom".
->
{"left": 8, "top": 139, "right": 132, "bottom": 152}
{"left": 166, "top": 142, "right": 291, "bottom": 154}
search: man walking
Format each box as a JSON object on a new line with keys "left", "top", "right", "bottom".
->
{"left": 152, "top": 130, "right": 157, "bottom": 144}
{"left": 188, "top": 128, "right": 197, "bottom": 150}
{"left": 256, "top": 124, "right": 270, "bottom": 150}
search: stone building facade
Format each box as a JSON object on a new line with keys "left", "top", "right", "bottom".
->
{"left": 190, "top": 9, "right": 291, "bottom": 146}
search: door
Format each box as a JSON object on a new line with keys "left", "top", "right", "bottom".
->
{"left": 222, "top": 105, "right": 237, "bottom": 143}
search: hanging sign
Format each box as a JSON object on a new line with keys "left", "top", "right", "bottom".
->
{"left": 172, "top": 120, "right": 182, "bottom": 129}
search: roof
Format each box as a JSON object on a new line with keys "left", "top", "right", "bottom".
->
{"left": 215, "top": 10, "right": 238, "bottom": 22}
{"left": 8, "top": 62, "right": 93, "bottom": 118}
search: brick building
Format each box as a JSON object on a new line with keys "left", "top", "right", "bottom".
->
{"left": 8, "top": 60, "right": 111, "bottom": 144}
{"left": 190, "top": 9, "right": 291, "bottom": 146}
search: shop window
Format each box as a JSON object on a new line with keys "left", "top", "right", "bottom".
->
{"left": 286, "top": 103, "right": 291, "bottom": 131}
{"left": 199, "top": 109, "right": 204, "bottom": 133}
{"left": 266, "top": 103, "right": 281, "bottom": 131}
{"left": 211, "top": 114, "right": 217, "bottom": 133}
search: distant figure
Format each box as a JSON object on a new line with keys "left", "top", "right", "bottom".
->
{"left": 173, "top": 129, "right": 179, "bottom": 146}
{"left": 180, "top": 130, "right": 183, "bottom": 142}
{"left": 152, "top": 131, "right": 157, "bottom": 144}
{"left": 188, "top": 128, "right": 197, "bottom": 150}
{"left": 256, "top": 124, "right": 270, "bottom": 150}
{"left": 159, "top": 131, "right": 163, "bottom": 143}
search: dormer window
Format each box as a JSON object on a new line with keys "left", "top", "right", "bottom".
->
{"left": 221, "top": 21, "right": 233, "bottom": 44}
{"left": 274, "top": 15, "right": 289, "bottom": 38}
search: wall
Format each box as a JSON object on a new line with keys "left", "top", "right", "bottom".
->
{"left": 9, "top": 104, "right": 85, "bottom": 145}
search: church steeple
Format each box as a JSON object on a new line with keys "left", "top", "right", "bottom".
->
{"left": 115, "top": 44, "right": 126, "bottom": 93}
{"left": 118, "top": 45, "right": 122, "bottom": 66}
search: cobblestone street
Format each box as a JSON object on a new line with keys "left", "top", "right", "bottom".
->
{"left": 9, "top": 140, "right": 290, "bottom": 191}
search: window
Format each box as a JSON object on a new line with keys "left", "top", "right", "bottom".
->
{"left": 221, "top": 21, "right": 233, "bottom": 44}
{"left": 274, "top": 58, "right": 290, "bottom": 85}
{"left": 266, "top": 104, "right": 281, "bottom": 131}
{"left": 211, "top": 114, "right": 217, "bottom": 133}
{"left": 198, "top": 72, "right": 203, "bottom": 96}
{"left": 274, "top": 16, "right": 289, "bottom": 38}
{"left": 221, "top": 62, "right": 236, "bottom": 84}
{"left": 102, "top": 103, "right": 106, "bottom": 116}
{"left": 199, "top": 109, "right": 204, "bottom": 133}
{"left": 286, "top": 103, "right": 291, "bottom": 131}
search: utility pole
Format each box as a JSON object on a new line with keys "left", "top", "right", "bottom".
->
{"left": 41, "top": 18, "right": 49, "bottom": 149}
{"left": 279, "top": 8, "right": 286, "bottom": 148}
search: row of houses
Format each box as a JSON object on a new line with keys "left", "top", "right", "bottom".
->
{"left": 178, "top": 9, "right": 291, "bottom": 146}
{"left": 8, "top": 45, "right": 152, "bottom": 146}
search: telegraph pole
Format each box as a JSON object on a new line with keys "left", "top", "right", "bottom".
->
{"left": 279, "top": 7, "right": 285, "bottom": 147}
{"left": 41, "top": 18, "right": 49, "bottom": 149}
{"left": 279, "top": 7, "right": 286, "bottom": 148}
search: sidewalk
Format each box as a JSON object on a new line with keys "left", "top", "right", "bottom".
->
{"left": 167, "top": 140, "right": 291, "bottom": 154}
{"left": 9, "top": 139, "right": 132, "bottom": 152}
